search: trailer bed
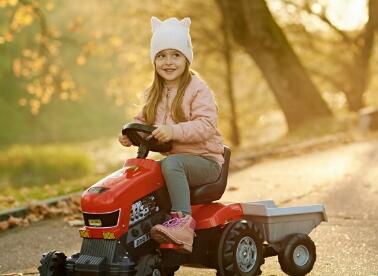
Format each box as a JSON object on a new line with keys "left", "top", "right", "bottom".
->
{"left": 241, "top": 200, "right": 327, "bottom": 243}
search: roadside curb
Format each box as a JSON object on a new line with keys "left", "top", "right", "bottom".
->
{"left": 0, "top": 192, "right": 82, "bottom": 222}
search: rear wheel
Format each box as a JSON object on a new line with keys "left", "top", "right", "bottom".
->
{"left": 217, "top": 220, "right": 264, "bottom": 276}
{"left": 38, "top": 251, "right": 67, "bottom": 276}
{"left": 278, "top": 234, "right": 316, "bottom": 275}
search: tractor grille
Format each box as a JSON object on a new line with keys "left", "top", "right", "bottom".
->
{"left": 80, "top": 238, "right": 118, "bottom": 261}
{"left": 83, "top": 210, "right": 120, "bottom": 227}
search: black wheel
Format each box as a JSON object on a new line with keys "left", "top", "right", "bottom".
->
{"left": 217, "top": 220, "right": 264, "bottom": 276}
{"left": 135, "top": 254, "right": 177, "bottom": 276}
{"left": 278, "top": 234, "right": 316, "bottom": 276}
{"left": 151, "top": 268, "right": 162, "bottom": 276}
{"left": 38, "top": 251, "right": 67, "bottom": 276}
{"left": 135, "top": 254, "right": 159, "bottom": 276}
{"left": 151, "top": 266, "right": 179, "bottom": 276}
{"left": 161, "top": 266, "right": 180, "bottom": 276}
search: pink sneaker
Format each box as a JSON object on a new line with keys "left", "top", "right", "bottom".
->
{"left": 150, "top": 212, "right": 196, "bottom": 253}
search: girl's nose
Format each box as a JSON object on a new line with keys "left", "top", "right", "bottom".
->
{"left": 165, "top": 56, "right": 173, "bottom": 64}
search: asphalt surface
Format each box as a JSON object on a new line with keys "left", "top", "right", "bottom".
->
{"left": 0, "top": 140, "right": 378, "bottom": 275}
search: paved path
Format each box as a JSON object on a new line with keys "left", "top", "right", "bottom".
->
{"left": 1, "top": 140, "right": 378, "bottom": 275}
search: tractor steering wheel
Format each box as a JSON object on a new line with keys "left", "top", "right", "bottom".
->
{"left": 122, "top": 123, "right": 172, "bottom": 158}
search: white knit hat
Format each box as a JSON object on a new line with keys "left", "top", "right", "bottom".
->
{"left": 150, "top": 17, "right": 193, "bottom": 64}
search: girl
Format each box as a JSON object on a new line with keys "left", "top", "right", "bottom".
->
{"left": 119, "top": 17, "right": 224, "bottom": 253}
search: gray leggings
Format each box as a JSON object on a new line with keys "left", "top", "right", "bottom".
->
{"left": 160, "top": 154, "right": 222, "bottom": 215}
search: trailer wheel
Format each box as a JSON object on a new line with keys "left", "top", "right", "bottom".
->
{"left": 278, "top": 234, "right": 316, "bottom": 276}
{"left": 38, "top": 251, "right": 67, "bottom": 276}
{"left": 217, "top": 220, "right": 264, "bottom": 276}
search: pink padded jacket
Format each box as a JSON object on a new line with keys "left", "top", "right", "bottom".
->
{"left": 134, "top": 74, "right": 224, "bottom": 166}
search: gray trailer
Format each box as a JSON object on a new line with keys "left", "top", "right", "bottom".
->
{"left": 238, "top": 200, "right": 327, "bottom": 275}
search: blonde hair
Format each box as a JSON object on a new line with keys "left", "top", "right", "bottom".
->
{"left": 143, "top": 60, "right": 193, "bottom": 125}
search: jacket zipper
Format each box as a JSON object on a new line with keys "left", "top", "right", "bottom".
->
{"left": 164, "top": 88, "right": 171, "bottom": 124}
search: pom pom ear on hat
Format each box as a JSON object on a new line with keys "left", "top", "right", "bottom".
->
{"left": 151, "top": 16, "right": 162, "bottom": 33}
{"left": 150, "top": 17, "right": 193, "bottom": 64}
{"left": 180, "top": 17, "right": 191, "bottom": 28}
{"left": 151, "top": 17, "right": 191, "bottom": 33}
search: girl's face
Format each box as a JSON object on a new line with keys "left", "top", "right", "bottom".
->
{"left": 155, "top": 49, "right": 187, "bottom": 85}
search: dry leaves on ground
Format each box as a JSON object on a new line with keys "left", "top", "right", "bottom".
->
{"left": 0, "top": 196, "right": 82, "bottom": 232}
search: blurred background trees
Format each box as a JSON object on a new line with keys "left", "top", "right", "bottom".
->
{"left": 2, "top": 0, "right": 378, "bottom": 208}
{"left": 0, "top": 0, "right": 377, "bottom": 146}
{"left": 274, "top": 0, "right": 378, "bottom": 112}
{"left": 217, "top": 0, "right": 333, "bottom": 131}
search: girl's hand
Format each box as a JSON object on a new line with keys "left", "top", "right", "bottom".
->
{"left": 119, "top": 134, "right": 132, "bottom": 147}
{"left": 152, "top": 125, "right": 173, "bottom": 142}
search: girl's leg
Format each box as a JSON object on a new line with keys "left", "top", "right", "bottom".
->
{"left": 160, "top": 154, "right": 221, "bottom": 214}
{"left": 151, "top": 154, "right": 221, "bottom": 252}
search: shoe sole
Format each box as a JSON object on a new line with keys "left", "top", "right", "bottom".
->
{"left": 150, "top": 228, "right": 193, "bottom": 253}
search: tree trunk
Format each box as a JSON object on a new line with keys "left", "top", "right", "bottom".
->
{"left": 219, "top": 6, "right": 240, "bottom": 146}
{"left": 217, "top": 0, "right": 332, "bottom": 130}
{"left": 344, "top": 0, "right": 378, "bottom": 111}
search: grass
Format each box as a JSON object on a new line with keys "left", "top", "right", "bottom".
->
{"left": 0, "top": 144, "right": 99, "bottom": 211}
{"left": 0, "top": 145, "right": 95, "bottom": 187}
{"left": 0, "top": 138, "right": 162, "bottom": 211}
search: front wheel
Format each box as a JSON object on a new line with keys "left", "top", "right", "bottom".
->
{"left": 278, "top": 234, "right": 316, "bottom": 276}
{"left": 151, "top": 266, "right": 179, "bottom": 276}
{"left": 217, "top": 220, "right": 264, "bottom": 276}
{"left": 38, "top": 251, "right": 67, "bottom": 276}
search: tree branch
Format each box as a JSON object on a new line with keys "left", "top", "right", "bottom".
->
{"left": 282, "top": 0, "right": 352, "bottom": 45}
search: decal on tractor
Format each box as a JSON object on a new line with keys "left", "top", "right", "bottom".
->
{"left": 134, "top": 233, "right": 151, "bottom": 248}
{"left": 88, "top": 219, "right": 102, "bottom": 227}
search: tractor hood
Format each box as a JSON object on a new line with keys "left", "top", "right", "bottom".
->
{"left": 81, "top": 158, "right": 164, "bottom": 213}
{"left": 79, "top": 158, "right": 164, "bottom": 238}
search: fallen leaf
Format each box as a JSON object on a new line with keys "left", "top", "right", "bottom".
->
{"left": 0, "top": 220, "right": 10, "bottom": 231}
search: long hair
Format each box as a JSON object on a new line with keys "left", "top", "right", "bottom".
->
{"left": 143, "top": 60, "right": 193, "bottom": 125}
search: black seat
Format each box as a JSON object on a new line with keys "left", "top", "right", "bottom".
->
{"left": 190, "top": 146, "right": 231, "bottom": 205}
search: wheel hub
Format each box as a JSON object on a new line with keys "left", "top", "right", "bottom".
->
{"left": 293, "top": 245, "right": 310, "bottom": 266}
{"left": 236, "top": 236, "right": 257, "bottom": 272}
{"left": 152, "top": 269, "right": 161, "bottom": 276}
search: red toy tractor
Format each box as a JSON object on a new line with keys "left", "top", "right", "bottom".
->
{"left": 39, "top": 123, "right": 326, "bottom": 275}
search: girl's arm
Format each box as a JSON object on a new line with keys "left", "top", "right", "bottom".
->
{"left": 171, "top": 87, "right": 218, "bottom": 143}
{"left": 133, "top": 110, "right": 146, "bottom": 124}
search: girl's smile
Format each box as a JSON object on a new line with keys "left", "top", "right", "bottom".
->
{"left": 162, "top": 68, "right": 176, "bottom": 74}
